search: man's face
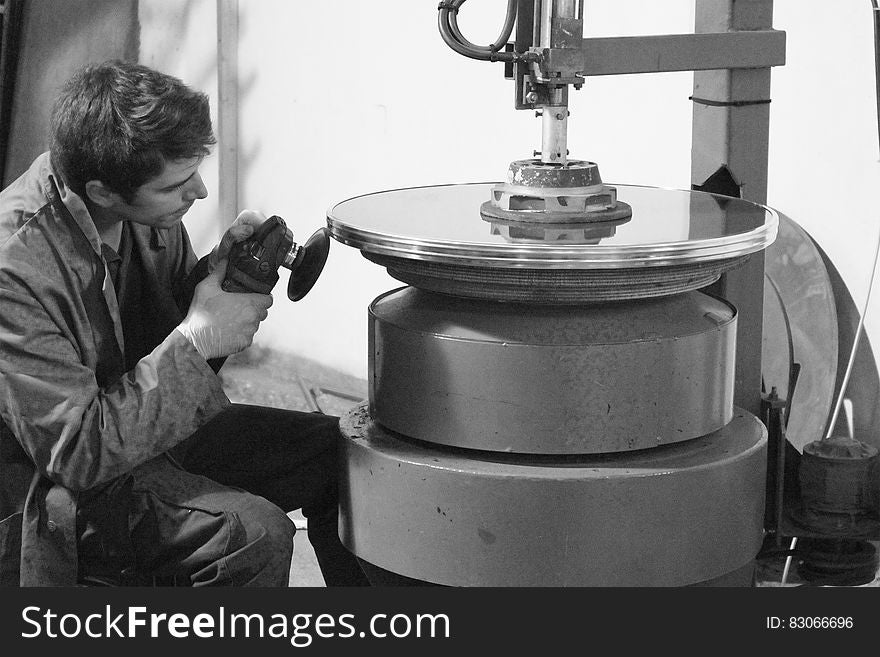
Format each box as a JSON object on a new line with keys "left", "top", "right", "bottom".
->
{"left": 112, "top": 156, "right": 208, "bottom": 229}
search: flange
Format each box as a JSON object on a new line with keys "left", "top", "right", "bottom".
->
{"left": 480, "top": 159, "right": 633, "bottom": 224}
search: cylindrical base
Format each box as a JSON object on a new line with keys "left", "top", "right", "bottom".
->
{"left": 338, "top": 404, "right": 767, "bottom": 587}
{"left": 370, "top": 287, "right": 736, "bottom": 454}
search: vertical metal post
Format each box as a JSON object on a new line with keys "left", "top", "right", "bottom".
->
{"left": 691, "top": 0, "right": 775, "bottom": 417}
{"left": 872, "top": 1, "right": 880, "bottom": 157}
{"left": 216, "top": 0, "right": 238, "bottom": 236}
{"left": 538, "top": 0, "right": 579, "bottom": 164}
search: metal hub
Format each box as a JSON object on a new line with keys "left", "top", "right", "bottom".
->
{"left": 480, "top": 159, "right": 632, "bottom": 224}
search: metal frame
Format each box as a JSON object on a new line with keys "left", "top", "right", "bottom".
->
{"left": 546, "top": 30, "right": 784, "bottom": 77}
{"left": 216, "top": 0, "right": 239, "bottom": 239}
{"left": 690, "top": 0, "right": 777, "bottom": 418}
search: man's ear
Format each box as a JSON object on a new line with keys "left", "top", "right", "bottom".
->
{"left": 84, "top": 180, "right": 123, "bottom": 208}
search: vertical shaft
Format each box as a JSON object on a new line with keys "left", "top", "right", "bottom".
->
{"left": 539, "top": 0, "right": 578, "bottom": 165}
{"left": 541, "top": 97, "right": 568, "bottom": 164}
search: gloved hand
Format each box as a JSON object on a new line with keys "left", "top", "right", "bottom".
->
{"left": 175, "top": 263, "right": 273, "bottom": 360}
{"left": 207, "top": 209, "right": 268, "bottom": 274}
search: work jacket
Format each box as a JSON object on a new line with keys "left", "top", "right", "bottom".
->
{"left": 0, "top": 153, "right": 230, "bottom": 585}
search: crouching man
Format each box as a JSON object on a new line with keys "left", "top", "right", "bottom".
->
{"left": 0, "top": 60, "right": 368, "bottom": 587}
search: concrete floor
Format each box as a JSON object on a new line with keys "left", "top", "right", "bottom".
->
{"left": 221, "top": 346, "right": 880, "bottom": 588}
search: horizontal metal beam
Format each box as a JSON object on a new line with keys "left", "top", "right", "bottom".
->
{"left": 544, "top": 30, "right": 786, "bottom": 76}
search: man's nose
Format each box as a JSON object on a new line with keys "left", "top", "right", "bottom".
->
{"left": 183, "top": 172, "right": 208, "bottom": 201}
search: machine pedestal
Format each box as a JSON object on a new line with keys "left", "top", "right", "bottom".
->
{"left": 338, "top": 403, "right": 767, "bottom": 587}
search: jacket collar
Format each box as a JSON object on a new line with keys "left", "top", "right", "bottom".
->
{"left": 42, "top": 153, "right": 168, "bottom": 254}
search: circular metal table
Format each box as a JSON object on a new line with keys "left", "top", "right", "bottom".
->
{"left": 328, "top": 183, "right": 778, "bottom": 302}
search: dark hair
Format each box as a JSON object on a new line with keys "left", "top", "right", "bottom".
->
{"left": 50, "top": 60, "right": 215, "bottom": 202}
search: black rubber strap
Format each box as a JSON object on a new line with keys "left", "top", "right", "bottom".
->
{"left": 690, "top": 96, "right": 771, "bottom": 107}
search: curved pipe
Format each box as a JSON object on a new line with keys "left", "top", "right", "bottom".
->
{"left": 438, "top": 0, "right": 520, "bottom": 62}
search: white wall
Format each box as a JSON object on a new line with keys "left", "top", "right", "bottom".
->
{"left": 769, "top": 1, "right": 880, "bottom": 326}
{"left": 139, "top": 0, "right": 222, "bottom": 255}
{"left": 141, "top": 1, "right": 880, "bottom": 381}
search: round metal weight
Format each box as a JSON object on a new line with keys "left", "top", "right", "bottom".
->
{"left": 370, "top": 287, "right": 736, "bottom": 454}
{"left": 338, "top": 404, "right": 768, "bottom": 587}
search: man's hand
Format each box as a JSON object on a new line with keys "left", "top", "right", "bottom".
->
{"left": 176, "top": 263, "right": 273, "bottom": 360}
{"left": 207, "top": 209, "right": 268, "bottom": 274}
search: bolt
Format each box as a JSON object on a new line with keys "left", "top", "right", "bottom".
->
{"left": 525, "top": 91, "right": 539, "bottom": 103}
{"left": 555, "top": 113, "right": 564, "bottom": 120}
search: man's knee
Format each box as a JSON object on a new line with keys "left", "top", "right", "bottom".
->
{"left": 220, "top": 497, "right": 295, "bottom": 586}
{"left": 244, "top": 500, "right": 296, "bottom": 557}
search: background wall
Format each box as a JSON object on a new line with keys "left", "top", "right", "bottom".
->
{"left": 5, "top": 1, "right": 879, "bottom": 385}
{"left": 138, "top": 0, "right": 221, "bottom": 254}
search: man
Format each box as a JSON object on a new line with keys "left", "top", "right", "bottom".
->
{"left": 0, "top": 60, "right": 368, "bottom": 586}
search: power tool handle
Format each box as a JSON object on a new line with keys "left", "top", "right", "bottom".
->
{"left": 221, "top": 216, "right": 287, "bottom": 294}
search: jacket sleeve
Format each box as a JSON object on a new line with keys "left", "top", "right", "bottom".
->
{"left": 0, "top": 282, "right": 230, "bottom": 492}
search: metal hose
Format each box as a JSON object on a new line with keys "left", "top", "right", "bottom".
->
{"left": 438, "top": 0, "right": 520, "bottom": 62}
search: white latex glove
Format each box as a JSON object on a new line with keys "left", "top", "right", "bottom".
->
{"left": 176, "top": 262, "right": 273, "bottom": 360}
{"left": 207, "top": 209, "right": 269, "bottom": 274}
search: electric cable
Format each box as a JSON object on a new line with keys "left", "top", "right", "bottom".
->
{"left": 448, "top": 0, "right": 516, "bottom": 54}
{"left": 822, "top": 0, "right": 880, "bottom": 442}
{"left": 823, "top": 232, "right": 880, "bottom": 442}
{"left": 781, "top": 537, "right": 798, "bottom": 585}
{"left": 438, "top": 0, "right": 523, "bottom": 62}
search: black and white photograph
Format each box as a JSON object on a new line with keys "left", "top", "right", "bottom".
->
{"left": 0, "top": 0, "right": 877, "bottom": 651}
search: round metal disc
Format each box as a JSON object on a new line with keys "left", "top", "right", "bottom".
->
{"left": 327, "top": 183, "right": 778, "bottom": 270}
{"left": 762, "top": 213, "right": 838, "bottom": 452}
{"left": 286, "top": 227, "right": 330, "bottom": 301}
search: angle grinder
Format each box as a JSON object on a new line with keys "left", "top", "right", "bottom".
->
{"left": 221, "top": 215, "right": 330, "bottom": 301}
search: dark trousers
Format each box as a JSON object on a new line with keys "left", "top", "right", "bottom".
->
{"left": 76, "top": 404, "right": 369, "bottom": 587}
